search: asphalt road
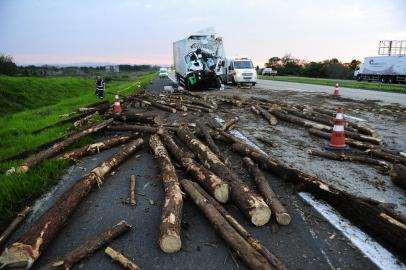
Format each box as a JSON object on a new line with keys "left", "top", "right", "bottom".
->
{"left": 256, "top": 79, "right": 406, "bottom": 106}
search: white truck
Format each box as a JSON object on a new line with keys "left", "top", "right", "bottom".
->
{"left": 220, "top": 57, "right": 257, "bottom": 87}
{"left": 173, "top": 28, "right": 225, "bottom": 90}
{"left": 354, "top": 55, "right": 406, "bottom": 83}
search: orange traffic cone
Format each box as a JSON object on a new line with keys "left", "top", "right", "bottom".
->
{"left": 113, "top": 94, "right": 122, "bottom": 113}
{"left": 333, "top": 83, "right": 340, "bottom": 96}
{"left": 326, "top": 106, "right": 349, "bottom": 150}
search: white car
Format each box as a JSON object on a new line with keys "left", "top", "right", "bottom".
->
{"left": 262, "top": 68, "right": 277, "bottom": 76}
{"left": 159, "top": 67, "right": 168, "bottom": 78}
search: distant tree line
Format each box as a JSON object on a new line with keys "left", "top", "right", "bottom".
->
{"left": 265, "top": 54, "right": 361, "bottom": 79}
{"left": 0, "top": 53, "right": 159, "bottom": 77}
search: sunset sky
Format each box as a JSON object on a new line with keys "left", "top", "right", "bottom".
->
{"left": 0, "top": 0, "right": 405, "bottom": 66}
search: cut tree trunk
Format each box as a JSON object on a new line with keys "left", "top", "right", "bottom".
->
{"left": 228, "top": 138, "right": 406, "bottom": 256}
{"left": 130, "top": 175, "right": 137, "bottom": 206}
{"left": 308, "top": 149, "right": 390, "bottom": 171}
{"left": 73, "top": 113, "right": 96, "bottom": 128}
{"left": 221, "top": 117, "right": 239, "bottom": 131}
{"left": 107, "top": 124, "right": 158, "bottom": 133}
{"left": 184, "top": 180, "right": 286, "bottom": 270}
{"left": 38, "top": 220, "right": 131, "bottom": 270}
{"left": 0, "top": 207, "right": 32, "bottom": 250}
{"left": 149, "top": 134, "right": 183, "bottom": 253}
{"left": 251, "top": 106, "right": 260, "bottom": 115}
{"left": 59, "top": 135, "right": 133, "bottom": 160}
{"left": 255, "top": 136, "right": 277, "bottom": 148}
{"left": 180, "top": 179, "right": 274, "bottom": 270}
{"left": 390, "top": 164, "right": 406, "bottom": 190}
{"left": 243, "top": 157, "right": 291, "bottom": 225}
{"left": 15, "top": 119, "right": 113, "bottom": 173}
{"left": 367, "top": 149, "right": 406, "bottom": 166}
{"left": 185, "top": 104, "right": 213, "bottom": 113}
{"left": 110, "top": 113, "right": 161, "bottom": 125}
{"left": 0, "top": 139, "right": 144, "bottom": 269}
{"left": 270, "top": 108, "right": 331, "bottom": 132}
{"left": 177, "top": 127, "right": 271, "bottom": 226}
{"left": 157, "top": 128, "right": 229, "bottom": 203}
{"left": 196, "top": 122, "right": 225, "bottom": 162}
{"left": 256, "top": 106, "right": 277, "bottom": 125}
{"left": 104, "top": 247, "right": 141, "bottom": 270}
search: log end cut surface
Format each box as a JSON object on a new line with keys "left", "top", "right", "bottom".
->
{"left": 250, "top": 206, "right": 272, "bottom": 227}
{"left": 276, "top": 213, "right": 292, "bottom": 226}
{"left": 213, "top": 183, "right": 230, "bottom": 203}
{"left": 160, "top": 234, "right": 182, "bottom": 254}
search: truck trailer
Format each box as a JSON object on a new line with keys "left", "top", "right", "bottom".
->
{"left": 354, "top": 56, "right": 406, "bottom": 83}
{"left": 173, "top": 28, "right": 225, "bottom": 90}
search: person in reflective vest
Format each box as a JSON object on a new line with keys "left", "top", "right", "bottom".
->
{"left": 95, "top": 76, "right": 105, "bottom": 99}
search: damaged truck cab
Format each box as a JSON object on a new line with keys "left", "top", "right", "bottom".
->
{"left": 173, "top": 28, "right": 225, "bottom": 91}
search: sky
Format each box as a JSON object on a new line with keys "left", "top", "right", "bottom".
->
{"left": 0, "top": 0, "right": 405, "bottom": 67}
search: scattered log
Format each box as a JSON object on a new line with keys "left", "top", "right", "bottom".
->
{"left": 107, "top": 124, "right": 158, "bottom": 134}
{"left": 59, "top": 135, "right": 133, "bottom": 160}
{"left": 0, "top": 207, "right": 32, "bottom": 249}
{"left": 270, "top": 108, "right": 331, "bottom": 132}
{"left": 285, "top": 108, "right": 334, "bottom": 127}
{"left": 188, "top": 99, "right": 217, "bottom": 110}
{"left": 104, "top": 247, "right": 141, "bottom": 270}
{"left": 256, "top": 106, "right": 277, "bottom": 125}
{"left": 15, "top": 119, "right": 113, "bottom": 173}
{"left": 38, "top": 220, "right": 131, "bottom": 270}
{"left": 110, "top": 113, "right": 161, "bottom": 125}
{"left": 73, "top": 113, "right": 96, "bottom": 128}
{"left": 251, "top": 106, "right": 260, "bottom": 115}
{"left": 184, "top": 104, "right": 212, "bottom": 113}
{"left": 130, "top": 175, "right": 137, "bottom": 206}
{"left": 344, "top": 130, "right": 383, "bottom": 145}
{"left": 255, "top": 136, "right": 277, "bottom": 148}
{"left": 308, "top": 128, "right": 376, "bottom": 150}
{"left": 389, "top": 164, "right": 406, "bottom": 190}
{"left": 221, "top": 117, "right": 239, "bottom": 132}
{"left": 308, "top": 149, "right": 390, "bottom": 171}
{"left": 180, "top": 179, "right": 274, "bottom": 270}
{"left": 367, "top": 149, "right": 406, "bottom": 166}
{"left": 0, "top": 139, "right": 144, "bottom": 269}
{"left": 243, "top": 157, "right": 291, "bottom": 225}
{"left": 149, "top": 134, "right": 183, "bottom": 253}
{"left": 157, "top": 128, "right": 229, "bottom": 203}
{"left": 177, "top": 127, "right": 271, "bottom": 226}
{"left": 228, "top": 138, "right": 406, "bottom": 256}
{"left": 184, "top": 180, "right": 286, "bottom": 270}
{"left": 196, "top": 122, "right": 225, "bottom": 162}
{"left": 151, "top": 100, "right": 177, "bottom": 113}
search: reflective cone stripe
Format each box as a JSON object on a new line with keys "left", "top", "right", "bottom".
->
{"left": 329, "top": 106, "right": 346, "bottom": 148}
{"left": 113, "top": 95, "right": 122, "bottom": 113}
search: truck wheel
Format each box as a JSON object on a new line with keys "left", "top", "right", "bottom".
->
{"left": 388, "top": 77, "right": 395, "bottom": 84}
{"left": 381, "top": 77, "right": 388, "bottom": 83}
{"left": 252, "top": 83, "right": 256, "bottom": 87}
{"left": 356, "top": 75, "right": 362, "bottom": 81}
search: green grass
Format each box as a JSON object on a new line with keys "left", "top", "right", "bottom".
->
{"left": 0, "top": 73, "right": 156, "bottom": 229}
{"left": 258, "top": 75, "right": 406, "bottom": 93}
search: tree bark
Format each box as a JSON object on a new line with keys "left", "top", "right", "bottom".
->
{"left": 270, "top": 108, "right": 331, "bottom": 132}
{"left": 243, "top": 157, "right": 291, "bottom": 225}
{"left": 73, "top": 113, "right": 96, "bottom": 128}
{"left": 104, "top": 247, "right": 141, "bottom": 270}
{"left": 367, "top": 149, "right": 406, "bottom": 166}
{"left": 59, "top": 135, "right": 133, "bottom": 160}
{"left": 255, "top": 136, "right": 277, "bottom": 148}
{"left": 390, "top": 163, "right": 406, "bottom": 190}
{"left": 256, "top": 106, "right": 277, "bottom": 125}
{"left": 185, "top": 179, "right": 286, "bottom": 269}
{"left": 180, "top": 179, "right": 274, "bottom": 270}
{"left": 15, "top": 119, "right": 113, "bottom": 173}
{"left": 0, "top": 207, "right": 32, "bottom": 250}
{"left": 221, "top": 117, "right": 239, "bottom": 131}
{"left": 157, "top": 128, "right": 229, "bottom": 203}
{"left": 185, "top": 104, "right": 212, "bottom": 112}
{"left": 149, "top": 134, "right": 183, "bottom": 253}
{"left": 130, "top": 175, "right": 137, "bottom": 206}
{"left": 251, "top": 106, "right": 261, "bottom": 115}
{"left": 107, "top": 124, "right": 158, "bottom": 133}
{"left": 38, "top": 220, "right": 131, "bottom": 270}
{"left": 0, "top": 139, "right": 144, "bottom": 269}
{"left": 196, "top": 122, "right": 225, "bottom": 162}
{"left": 177, "top": 127, "right": 271, "bottom": 226}
{"left": 110, "top": 113, "right": 161, "bottom": 125}
{"left": 229, "top": 140, "right": 406, "bottom": 256}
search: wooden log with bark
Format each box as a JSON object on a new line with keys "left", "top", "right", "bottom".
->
{"left": 110, "top": 112, "right": 161, "bottom": 125}
{"left": 184, "top": 104, "right": 212, "bottom": 112}
{"left": 183, "top": 180, "right": 286, "bottom": 270}
{"left": 255, "top": 136, "right": 277, "bottom": 148}
{"left": 255, "top": 106, "right": 277, "bottom": 125}
{"left": 270, "top": 108, "right": 331, "bottom": 132}
{"left": 180, "top": 179, "right": 274, "bottom": 270}
{"left": 107, "top": 124, "right": 158, "bottom": 134}
{"left": 251, "top": 106, "right": 261, "bottom": 115}
{"left": 38, "top": 220, "right": 131, "bottom": 270}
{"left": 59, "top": 135, "right": 133, "bottom": 160}
{"left": 157, "top": 128, "right": 229, "bottom": 203}
{"left": 308, "top": 128, "right": 376, "bottom": 150}
{"left": 0, "top": 139, "right": 144, "bottom": 269}
{"left": 221, "top": 117, "right": 239, "bottom": 131}
{"left": 196, "top": 122, "right": 225, "bottom": 162}
{"left": 390, "top": 163, "right": 406, "bottom": 190}
{"left": 227, "top": 137, "right": 406, "bottom": 255}
{"left": 177, "top": 127, "right": 271, "bottom": 226}
{"left": 0, "top": 207, "right": 32, "bottom": 250}
{"left": 130, "top": 175, "right": 137, "bottom": 206}
{"left": 243, "top": 157, "right": 291, "bottom": 225}
{"left": 15, "top": 119, "right": 113, "bottom": 173}
{"left": 308, "top": 149, "right": 390, "bottom": 171}
{"left": 104, "top": 247, "right": 141, "bottom": 270}
{"left": 149, "top": 134, "right": 183, "bottom": 253}
{"left": 367, "top": 149, "right": 406, "bottom": 166}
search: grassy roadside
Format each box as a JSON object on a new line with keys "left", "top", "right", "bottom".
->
{"left": 0, "top": 73, "right": 156, "bottom": 229}
{"left": 258, "top": 75, "right": 406, "bottom": 93}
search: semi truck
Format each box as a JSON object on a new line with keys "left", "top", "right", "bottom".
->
{"left": 354, "top": 56, "right": 406, "bottom": 83}
{"left": 220, "top": 57, "right": 257, "bottom": 87}
{"left": 173, "top": 28, "right": 225, "bottom": 90}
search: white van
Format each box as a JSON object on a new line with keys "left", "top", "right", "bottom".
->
{"left": 159, "top": 67, "right": 169, "bottom": 78}
{"left": 221, "top": 57, "right": 257, "bottom": 87}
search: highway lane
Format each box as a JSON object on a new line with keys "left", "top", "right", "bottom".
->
{"left": 256, "top": 79, "right": 406, "bottom": 106}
